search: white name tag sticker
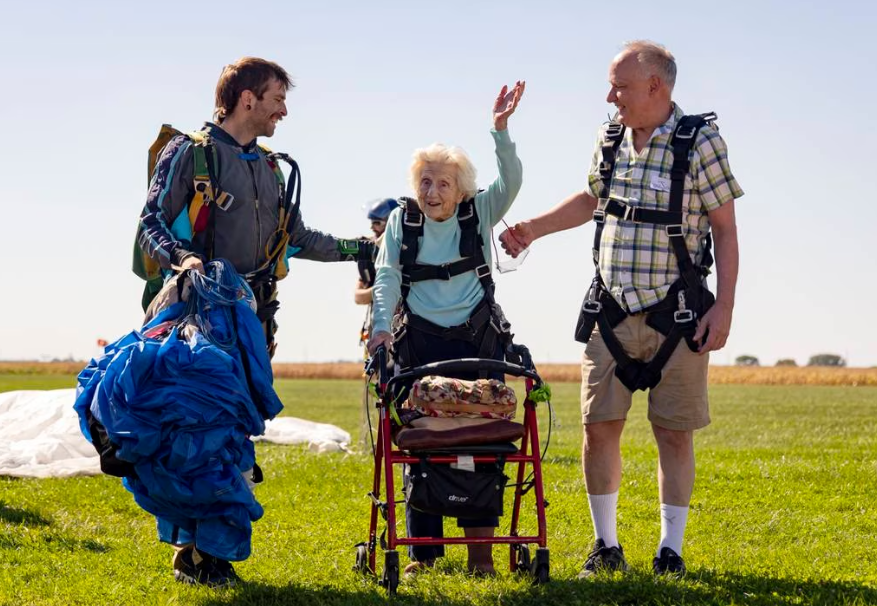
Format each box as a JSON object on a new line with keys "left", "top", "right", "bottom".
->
{"left": 650, "top": 176, "right": 671, "bottom": 192}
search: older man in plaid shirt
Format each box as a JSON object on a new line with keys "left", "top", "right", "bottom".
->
{"left": 501, "top": 40, "right": 742, "bottom": 578}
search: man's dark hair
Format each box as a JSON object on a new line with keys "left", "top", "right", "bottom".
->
{"left": 214, "top": 57, "right": 293, "bottom": 123}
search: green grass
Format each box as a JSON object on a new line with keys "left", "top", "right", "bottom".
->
{"left": 1, "top": 375, "right": 875, "bottom": 605}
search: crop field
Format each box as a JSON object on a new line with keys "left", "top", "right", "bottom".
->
{"left": 1, "top": 372, "right": 876, "bottom": 605}
{"left": 2, "top": 361, "right": 875, "bottom": 385}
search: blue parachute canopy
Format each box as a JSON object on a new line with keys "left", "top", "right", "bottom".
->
{"left": 74, "top": 260, "right": 283, "bottom": 561}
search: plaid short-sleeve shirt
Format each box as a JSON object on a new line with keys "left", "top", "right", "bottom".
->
{"left": 587, "top": 104, "right": 743, "bottom": 313}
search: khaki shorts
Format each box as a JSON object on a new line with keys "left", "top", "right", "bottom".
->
{"left": 580, "top": 314, "right": 710, "bottom": 431}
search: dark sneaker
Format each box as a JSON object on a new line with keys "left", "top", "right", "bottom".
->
{"left": 173, "top": 546, "right": 239, "bottom": 588}
{"left": 577, "top": 539, "right": 629, "bottom": 579}
{"left": 653, "top": 547, "right": 687, "bottom": 578}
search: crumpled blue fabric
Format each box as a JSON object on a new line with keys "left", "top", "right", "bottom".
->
{"left": 74, "top": 260, "right": 283, "bottom": 561}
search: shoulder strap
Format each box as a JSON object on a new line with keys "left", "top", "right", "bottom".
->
{"left": 591, "top": 122, "right": 626, "bottom": 267}
{"left": 399, "top": 197, "right": 424, "bottom": 299}
{"left": 457, "top": 198, "right": 478, "bottom": 258}
{"left": 666, "top": 112, "right": 715, "bottom": 287}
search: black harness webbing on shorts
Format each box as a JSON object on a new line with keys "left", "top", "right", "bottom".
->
{"left": 579, "top": 113, "right": 718, "bottom": 392}
{"left": 394, "top": 198, "right": 510, "bottom": 375}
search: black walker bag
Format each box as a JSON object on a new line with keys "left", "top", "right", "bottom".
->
{"left": 405, "top": 459, "right": 508, "bottom": 519}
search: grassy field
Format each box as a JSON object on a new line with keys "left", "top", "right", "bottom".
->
{"left": 1, "top": 375, "right": 876, "bottom": 605}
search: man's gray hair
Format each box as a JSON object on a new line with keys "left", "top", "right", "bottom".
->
{"left": 623, "top": 40, "right": 677, "bottom": 92}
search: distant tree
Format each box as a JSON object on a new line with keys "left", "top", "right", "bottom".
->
{"left": 775, "top": 358, "right": 798, "bottom": 367}
{"left": 735, "top": 355, "right": 760, "bottom": 367}
{"left": 807, "top": 353, "right": 846, "bottom": 367}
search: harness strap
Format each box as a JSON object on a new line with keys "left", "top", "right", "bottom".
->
{"left": 250, "top": 152, "right": 301, "bottom": 281}
{"left": 396, "top": 299, "right": 503, "bottom": 378}
{"left": 592, "top": 122, "right": 626, "bottom": 266}
{"left": 406, "top": 256, "right": 490, "bottom": 283}
{"left": 667, "top": 113, "right": 714, "bottom": 289}
{"left": 593, "top": 197, "right": 682, "bottom": 226}
{"left": 403, "top": 301, "right": 493, "bottom": 343}
{"left": 201, "top": 142, "right": 221, "bottom": 261}
{"left": 596, "top": 309, "right": 684, "bottom": 392}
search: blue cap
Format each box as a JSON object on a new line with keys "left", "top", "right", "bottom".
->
{"left": 367, "top": 198, "right": 399, "bottom": 221}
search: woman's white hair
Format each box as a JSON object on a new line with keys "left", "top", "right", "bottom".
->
{"left": 409, "top": 143, "right": 478, "bottom": 200}
{"left": 623, "top": 40, "right": 677, "bottom": 92}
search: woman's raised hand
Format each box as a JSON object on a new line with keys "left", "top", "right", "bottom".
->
{"left": 493, "top": 80, "right": 526, "bottom": 131}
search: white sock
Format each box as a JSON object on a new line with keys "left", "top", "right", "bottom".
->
{"left": 657, "top": 503, "right": 689, "bottom": 556}
{"left": 587, "top": 491, "right": 619, "bottom": 548}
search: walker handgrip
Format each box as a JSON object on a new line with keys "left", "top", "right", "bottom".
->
{"left": 387, "top": 358, "right": 540, "bottom": 393}
{"left": 376, "top": 346, "right": 389, "bottom": 387}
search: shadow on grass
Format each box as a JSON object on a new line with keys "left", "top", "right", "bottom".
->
{"left": 529, "top": 570, "right": 877, "bottom": 606}
{"left": 199, "top": 570, "right": 877, "bottom": 606}
{"left": 199, "top": 581, "right": 472, "bottom": 606}
{"left": 0, "top": 500, "right": 51, "bottom": 526}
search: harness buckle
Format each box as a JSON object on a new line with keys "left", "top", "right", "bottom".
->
{"left": 475, "top": 264, "right": 491, "bottom": 279}
{"left": 622, "top": 204, "right": 638, "bottom": 222}
{"left": 605, "top": 123, "right": 624, "bottom": 140}
{"left": 403, "top": 211, "right": 423, "bottom": 227}
{"left": 674, "top": 309, "right": 694, "bottom": 323}
{"left": 457, "top": 202, "right": 475, "bottom": 221}
{"left": 592, "top": 209, "right": 606, "bottom": 224}
{"left": 675, "top": 124, "right": 698, "bottom": 140}
{"left": 582, "top": 300, "right": 602, "bottom": 314}
{"left": 215, "top": 191, "right": 235, "bottom": 211}
{"left": 438, "top": 263, "right": 452, "bottom": 280}
{"left": 665, "top": 224, "right": 685, "bottom": 237}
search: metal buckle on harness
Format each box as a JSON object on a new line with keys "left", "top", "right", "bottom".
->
{"left": 215, "top": 191, "right": 234, "bottom": 211}
{"left": 403, "top": 211, "right": 423, "bottom": 227}
{"left": 457, "top": 202, "right": 475, "bottom": 221}
{"left": 622, "top": 205, "right": 638, "bottom": 222}
{"left": 665, "top": 224, "right": 685, "bottom": 237}
{"left": 674, "top": 310, "right": 694, "bottom": 323}
{"left": 593, "top": 209, "right": 606, "bottom": 224}
{"left": 475, "top": 264, "right": 491, "bottom": 279}
{"left": 675, "top": 124, "right": 698, "bottom": 140}
{"left": 605, "top": 123, "right": 624, "bottom": 139}
{"left": 582, "top": 300, "right": 602, "bottom": 314}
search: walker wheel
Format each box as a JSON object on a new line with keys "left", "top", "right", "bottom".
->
{"left": 513, "top": 544, "right": 531, "bottom": 573}
{"left": 532, "top": 548, "right": 550, "bottom": 585}
{"left": 381, "top": 550, "right": 400, "bottom": 595}
{"left": 353, "top": 542, "right": 373, "bottom": 576}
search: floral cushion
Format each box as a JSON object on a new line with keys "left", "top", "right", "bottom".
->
{"left": 407, "top": 376, "right": 517, "bottom": 420}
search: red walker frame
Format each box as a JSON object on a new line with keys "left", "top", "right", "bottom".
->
{"left": 355, "top": 351, "right": 550, "bottom": 594}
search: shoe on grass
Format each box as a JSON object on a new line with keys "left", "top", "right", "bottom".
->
{"left": 653, "top": 546, "right": 686, "bottom": 578}
{"left": 173, "top": 545, "right": 239, "bottom": 588}
{"left": 403, "top": 559, "right": 435, "bottom": 579}
{"left": 577, "top": 538, "right": 629, "bottom": 579}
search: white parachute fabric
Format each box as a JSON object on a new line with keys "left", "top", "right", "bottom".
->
{"left": 0, "top": 389, "right": 351, "bottom": 478}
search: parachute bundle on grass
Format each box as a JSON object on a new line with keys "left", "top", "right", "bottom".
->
{"left": 74, "top": 260, "right": 283, "bottom": 561}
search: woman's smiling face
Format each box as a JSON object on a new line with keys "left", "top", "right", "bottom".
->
{"left": 417, "top": 162, "right": 463, "bottom": 221}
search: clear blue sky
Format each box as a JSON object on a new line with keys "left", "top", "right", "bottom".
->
{"left": 1, "top": 0, "right": 874, "bottom": 367}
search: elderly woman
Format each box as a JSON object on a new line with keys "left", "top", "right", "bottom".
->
{"left": 368, "top": 81, "right": 525, "bottom": 576}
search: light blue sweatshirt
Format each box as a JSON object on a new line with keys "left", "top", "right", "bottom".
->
{"left": 371, "top": 129, "right": 522, "bottom": 335}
